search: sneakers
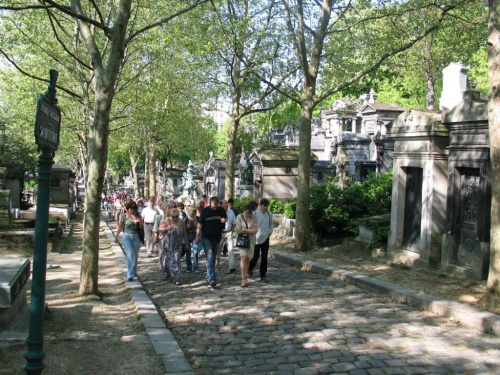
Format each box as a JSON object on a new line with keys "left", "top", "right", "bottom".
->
{"left": 210, "top": 280, "right": 217, "bottom": 288}
{"left": 229, "top": 268, "right": 236, "bottom": 274}
{"left": 186, "top": 269, "right": 192, "bottom": 273}
{"left": 260, "top": 276, "right": 268, "bottom": 283}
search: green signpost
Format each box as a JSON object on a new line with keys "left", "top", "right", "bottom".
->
{"left": 24, "top": 70, "right": 61, "bottom": 375}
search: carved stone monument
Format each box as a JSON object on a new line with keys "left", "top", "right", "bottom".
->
{"left": 203, "top": 152, "right": 226, "bottom": 198}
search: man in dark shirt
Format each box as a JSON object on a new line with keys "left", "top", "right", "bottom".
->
{"left": 196, "top": 196, "right": 227, "bottom": 288}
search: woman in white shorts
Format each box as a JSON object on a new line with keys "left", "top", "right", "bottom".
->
{"left": 235, "top": 204, "right": 258, "bottom": 287}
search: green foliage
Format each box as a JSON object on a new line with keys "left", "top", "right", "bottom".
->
{"left": 233, "top": 196, "right": 254, "bottom": 212}
{"left": 363, "top": 220, "right": 391, "bottom": 250}
{"left": 284, "top": 200, "right": 296, "bottom": 219}
{"left": 268, "top": 199, "right": 284, "bottom": 214}
{"left": 308, "top": 170, "right": 393, "bottom": 239}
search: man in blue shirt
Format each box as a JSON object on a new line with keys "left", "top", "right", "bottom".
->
{"left": 196, "top": 196, "right": 227, "bottom": 288}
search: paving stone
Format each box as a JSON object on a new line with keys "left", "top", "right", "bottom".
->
{"left": 133, "top": 247, "right": 500, "bottom": 375}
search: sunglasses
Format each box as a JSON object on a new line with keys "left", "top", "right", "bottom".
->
{"left": 172, "top": 215, "right": 179, "bottom": 218}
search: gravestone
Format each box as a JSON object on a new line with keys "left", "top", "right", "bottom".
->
{"left": 386, "top": 109, "right": 449, "bottom": 268}
{"left": 0, "top": 190, "right": 12, "bottom": 225}
{"left": 0, "top": 257, "right": 30, "bottom": 330}
{"left": 441, "top": 91, "right": 490, "bottom": 280}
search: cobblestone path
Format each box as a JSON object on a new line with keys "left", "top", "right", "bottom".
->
{"left": 137, "top": 248, "right": 500, "bottom": 375}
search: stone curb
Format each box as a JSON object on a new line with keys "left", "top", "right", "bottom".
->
{"left": 271, "top": 251, "right": 500, "bottom": 337}
{"left": 100, "top": 218, "right": 194, "bottom": 375}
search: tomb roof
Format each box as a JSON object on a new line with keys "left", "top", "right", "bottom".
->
{"left": 388, "top": 109, "right": 448, "bottom": 136}
{"left": 442, "top": 93, "right": 487, "bottom": 124}
{"left": 252, "top": 148, "right": 318, "bottom": 161}
{"left": 360, "top": 103, "right": 404, "bottom": 113}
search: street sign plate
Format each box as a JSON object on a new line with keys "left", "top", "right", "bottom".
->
{"left": 34, "top": 95, "right": 61, "bottom": 151}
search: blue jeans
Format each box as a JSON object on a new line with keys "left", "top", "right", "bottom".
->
{"left": 192, "top": 239, "right": 203, "bottom": 270}
{"left": 186, "top": 235, "right": 195, "bottom": 271}
{"left": 202, "top": 238, "right": 219, "bottom": 283}
{"left": 122, "top": 233, "right": 140, "bottom": 278}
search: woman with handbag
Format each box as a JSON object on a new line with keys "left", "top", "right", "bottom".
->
{"left": 235, "top": 204, "right": 258, "bottom": 287}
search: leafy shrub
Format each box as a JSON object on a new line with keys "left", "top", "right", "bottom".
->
{"left": 268, "top": 199, "right": 284, "bottom": 214}
{"left": 308, "top": 170, "right": 393, "bottom": 240}
{"left": 233, "top": 196, "right": 254, "bottom": 212}
{"left": 283, "top": 200, "right": 296, "bottom": 219}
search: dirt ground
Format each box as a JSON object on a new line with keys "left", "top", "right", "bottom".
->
{"left": 271, "top": 237, "right": 500, "bottom": 315}
{"left": 1, "top": 217, "right": 499, "bottom": 374}
{"left": 0, "top": 217, "right": 165, "bottom": 375}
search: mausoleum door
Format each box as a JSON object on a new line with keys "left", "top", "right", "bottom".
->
{"left": 456, "top": 168, "right": 480, "bottom": 269}
{"left": 402, "top": 167, "right": 423, "bottom": 252}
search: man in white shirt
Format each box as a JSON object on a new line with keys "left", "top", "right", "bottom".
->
{"left": 217, "top": 199, "right": 237, "bottom": 272}
{"left": 141, "top": 196, "right": 160, "bottom": 257}
{"left": 248, "top": 198, "right": 273, "bottom": 282}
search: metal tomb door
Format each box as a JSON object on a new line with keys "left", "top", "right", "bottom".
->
{"left": 457, "top": 169, "right": 480, "bottom": 269}
{"left": 402, "top": 167, "right": 423, "bottom": 252}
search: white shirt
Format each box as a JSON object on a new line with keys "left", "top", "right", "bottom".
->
{"left": 255, "top": 209, "right": 273, "bottom": 245}
{"left": 141, "top": 205, "right": 159, "bottom": 223}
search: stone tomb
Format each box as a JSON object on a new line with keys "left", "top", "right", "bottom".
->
{"left": 249, "top": 148, "right": 317, "bottom": 202}
{"left": 338, "top": 132, "right": 373, "bottom": 178}
{"left": 0, "top": 257, "right": 30, "bottom": 330}
{"left": 51, "top": 164, "right": 77, "bottom": 211}
{"left": 441, "top": 92, "right": 491, "bottom": 280}
{"left": 387, "top": 109, "right": 449, "bottom": 268}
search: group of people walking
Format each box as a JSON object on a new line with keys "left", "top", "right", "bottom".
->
{"left": 112, "top": 193, "right": 273, "bottom": 288}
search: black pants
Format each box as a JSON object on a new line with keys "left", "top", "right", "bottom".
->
{"left": 249, "top": 237, "right": 269, "bottom": 277}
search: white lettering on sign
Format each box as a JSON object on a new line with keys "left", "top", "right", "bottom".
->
{"left": 40, "top": 126, "right": 58, "bottom": 143}
{"left": 40, "top": 102, "right": 50, "bottom": 116}
{"left": 40, "top": 102, "right": 60, "bottom": 122}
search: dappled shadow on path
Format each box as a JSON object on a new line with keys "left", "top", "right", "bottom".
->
{"left": 138, "top": 248, "right": 500, "bottom": 374}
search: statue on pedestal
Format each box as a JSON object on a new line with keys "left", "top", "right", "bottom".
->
{"left": 240, "top": 159, "right": 253, "bottom": 185}
{"left": 179, "top": 160, "right": 196, "bottom": 196}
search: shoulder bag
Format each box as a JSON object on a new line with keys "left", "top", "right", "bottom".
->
{"left": 236, "top": 215, "right": 251, "bottom": 248}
